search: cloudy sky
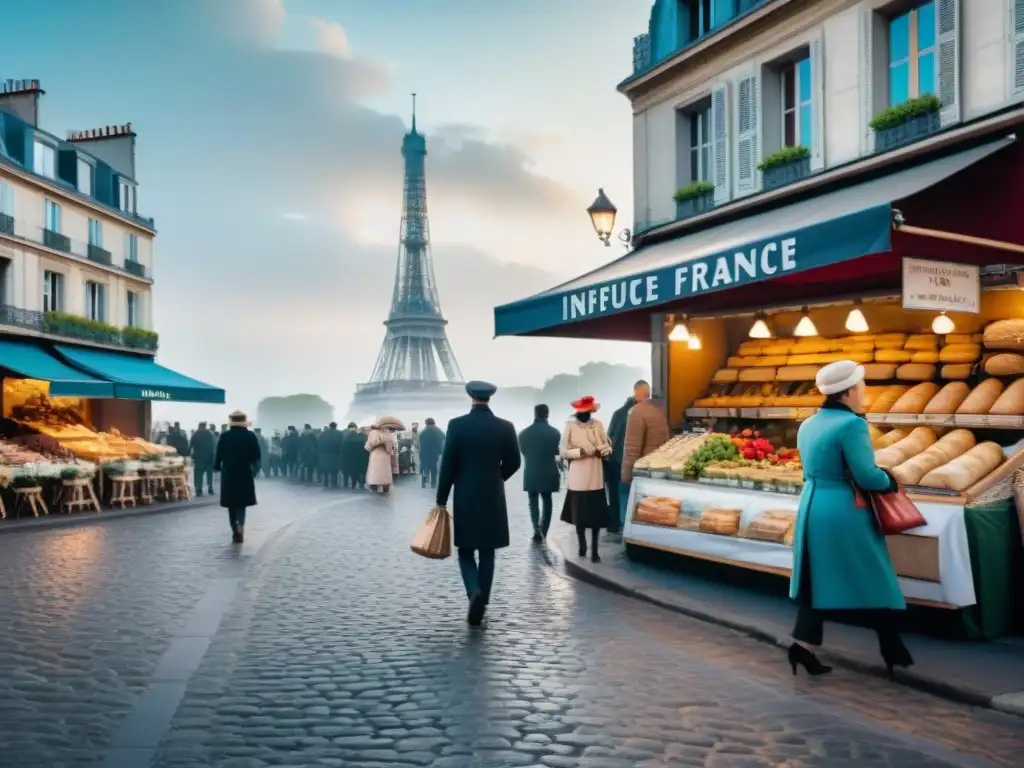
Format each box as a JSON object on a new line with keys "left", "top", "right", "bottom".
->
{"left": 2, "top": 0, "right": 651, "bottom": 421}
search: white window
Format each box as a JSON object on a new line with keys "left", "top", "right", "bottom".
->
{"left": 125, "top": 233, "right": 138, "bottom": 262}
{"left": 126, "top": 290, "right": 139, "bottom": 327}
{"left": 88, "top": 219, "right": 103, "bottom": 247}
{"left": 43, "top": 270, "right": 63, "bottom": 312}
{"left": 780, "top": 56, "right": 813, "bottom": 148}
{"left": 85, "top": 281, "right": 106, "bottom": 322}
{"left": 44, "top": 199, "right": 61, "bottom": 233}
{"left": 33, "top": 140, "right": 55, "bottom": 179}
{"left": 77, "top": 158, "right": 94, "bottom": 195}
{"left": 688, "top": 103, "right": 713, "bottom": 183}
{"left": 118, "top": 180, "right": 136, "bottom": 214}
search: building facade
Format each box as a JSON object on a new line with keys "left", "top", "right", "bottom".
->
{"left": 627, "top": 0, "right": 1024, "bottom": 232}
{"left": 0, "top": 79, "right": 155, "bottom": 351}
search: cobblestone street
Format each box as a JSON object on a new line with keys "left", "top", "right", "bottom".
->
{"left": 0, "top": 479, "right": 1022, "bottom": 768}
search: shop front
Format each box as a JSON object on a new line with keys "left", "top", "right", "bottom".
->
{"left": 494, "top": 131, "right": 1024, "bottom": 638}
{"left": 0, "top": 337, "right": 224, "bottom": 515}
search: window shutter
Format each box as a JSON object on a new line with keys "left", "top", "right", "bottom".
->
{"left": 736, "top": 73, "right": 760, "bottom": 194}
{"left": 810, "top": 36, "right": 825, "bottom": 171}
{"left": 1013, "top": 0, "right": 1024, "bottom": 98}
{"left": 711, "top": 82, "right": 731, "bottom": 205}
{"left": 859, "top": 9, "right": 875, "bottom": 155}
{"left": 936, "top": 0, "right": 960, "bottom": 126}
{"left": 99, "top": 285, "right": 106, "bottom": 323}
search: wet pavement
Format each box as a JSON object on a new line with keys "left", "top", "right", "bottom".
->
{"left": 0, "top": 478, "right": 1021, "bottom": 767}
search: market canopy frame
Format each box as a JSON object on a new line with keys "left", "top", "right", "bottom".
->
{"left": 53, "top": 346, "right": 226, "bottom": 404}
{"left": 0, "top": 339, "right": 115, "bottom": 397}
{"left": 493, "top": 136, "right": 1017, "bottom": 340}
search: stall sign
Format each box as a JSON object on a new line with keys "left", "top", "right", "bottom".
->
{"left": 902, "top": 257, "right": 980, "bottom": 314}
{"left": 139, "top": 388, "right": 172, "bottom": 400}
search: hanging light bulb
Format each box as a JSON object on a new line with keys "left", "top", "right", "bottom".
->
{"left": 845, "top": 301, "right": 869, "bottom": 333}
{"left": 932, "top": 312, "right": 955, "bottom": 335}
{"left": 748, "top": 313, "right": 772, "bottom": 339}
{"left": 687, "top": 334, "right": 702, "bottom": 350}
{"left": 793, "top": 306, "right": 819, "bottom": 337}
{"left": 668, "top": 317, "right": 690, "bottom": 342}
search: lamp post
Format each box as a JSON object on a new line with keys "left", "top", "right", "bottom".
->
{"left": 587, "top": 189, "right": 632, "bottom": 248}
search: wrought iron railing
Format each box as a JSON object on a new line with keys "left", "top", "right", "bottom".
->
{"left": 0, "top": 223, "right": 151, "bottom": 281}
{"left": 0, "top": 213, "right": 13, "bottom": 235}
{"left": 87, "top": 243, "right": 112, "bottom": 266}
{"left": 0, "top": 304, "right": 158, "bottom": 352}
{"left": 43, "top": 228, "right": 71, "bottom": 252}
{"left": 124, "top": 260, "right": 145, "bottom": 277}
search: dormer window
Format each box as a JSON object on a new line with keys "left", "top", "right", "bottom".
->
{"left": 33, "top": 139, "right": 55, "bottom": 179}
{"left": 77, "top": 158, "right": 93, "bottom": 196}
{"left": 118, "top": 179, "right": 136, "bottom": 214}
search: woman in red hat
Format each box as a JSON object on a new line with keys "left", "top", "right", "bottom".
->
{"left": 559, "top": 395, "right": 613, "bottom": 561}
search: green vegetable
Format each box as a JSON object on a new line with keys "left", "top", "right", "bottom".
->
{"left": 682, "top": 435, "right": 739, "bottom": 477}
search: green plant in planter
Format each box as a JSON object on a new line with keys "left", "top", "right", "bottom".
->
{"left": 673, "top": 180, "right": 714, "bottom": 202}
{"left": 869, "top": 93, "right": 940, "bottom": 131}
{"left": 43, "top": 311, "right": 120, "bottom": 343}
{"left": 757, "top": 145, "right": 810, "bottom": 172}
{"left": 122, "top": 327, "right": 159, "bottom": 350}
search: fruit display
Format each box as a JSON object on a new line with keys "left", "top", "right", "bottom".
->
{"left": 681, "top": 434, "right": 739, "bottom": 477}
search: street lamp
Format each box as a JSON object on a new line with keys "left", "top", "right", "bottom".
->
{"left": 587, "top": 188, "right": 632, "bottom": 248}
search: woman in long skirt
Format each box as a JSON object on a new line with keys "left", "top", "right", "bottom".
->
{"left": 365, "top": 424, "right": 395, "bottom": 494}
{"left": 559, "top": 396, "right": 612, "bottom": 562}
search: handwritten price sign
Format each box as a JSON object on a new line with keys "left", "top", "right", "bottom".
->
{"left": 902, "top": 257, "right": 980, "bottom": 314}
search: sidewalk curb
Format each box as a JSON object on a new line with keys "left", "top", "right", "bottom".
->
{"left": 551, "top": 536, "right": 1021, "bottom": 719}
{"left": 0, "top": 497, "right": 219, "bottom": 535}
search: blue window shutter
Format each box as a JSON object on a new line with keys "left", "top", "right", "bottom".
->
{"left": 936, "top": 0, "right": 960, "bottom": 126}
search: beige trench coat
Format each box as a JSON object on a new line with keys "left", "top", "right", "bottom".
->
{"left": 365, "top": 429, "right": 395, "bottom": 486}
{"left": 559, "top": 418, "right": 612, "bottom": 492}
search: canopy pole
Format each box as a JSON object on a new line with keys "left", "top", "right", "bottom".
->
{"left": 895, "top": 223, "right": 1024, "bottom": 256}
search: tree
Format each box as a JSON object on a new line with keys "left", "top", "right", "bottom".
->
{"left": 256, "top": 394, "right": 334, "bottom": 433}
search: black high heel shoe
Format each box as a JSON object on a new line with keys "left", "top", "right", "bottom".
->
{"left": 880, "top": 637, "right": 914, "bottom": 680}
{"left": 788, "top": 643, "right": 833, "bottom": 676}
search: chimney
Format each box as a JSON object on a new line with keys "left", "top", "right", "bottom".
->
{"left": 66, "top": 121, "right": 137, "bottom": 179}
{"left": 0, "top": 79, "right": 45, "bottom": 126}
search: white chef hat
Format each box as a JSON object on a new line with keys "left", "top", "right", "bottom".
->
{"left": 816, "top": 359, "right": 865, "bottom": 395}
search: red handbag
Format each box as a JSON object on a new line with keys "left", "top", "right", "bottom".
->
{"left": 852, "top": 484, "right": 927, "bottom": 535}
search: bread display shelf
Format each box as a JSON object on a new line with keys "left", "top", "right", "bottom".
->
{"left": 685, "top": 407, "right": 1024, "bottom": 430}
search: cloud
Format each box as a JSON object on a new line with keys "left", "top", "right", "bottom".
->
{"left": 312, "top": 18, "right": 351, "bottom": 59}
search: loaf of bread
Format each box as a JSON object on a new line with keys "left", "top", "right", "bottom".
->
{"left": 905, "top": 334, "right": 939, "bottom": 351}
{"left": 891, "top": 429, "right": 977, "bottom": 485}
{"left": 848, "top": 351, "right": 876, "bottom": 364}
{"left": 699, "top": 508, "right": 742, "bottom": 535}
{"left": 736, "top": 341, "right": 763, "bottom": 356}
{"left": 874, "top": 428, "right": 908, "bottom": 450}
{"left": 918, "top": 442, "right": 1005, "bottom": 491}
{"left": 946, "top": 334, "right": 975, "bottom": 345}
{"left": 787, "top": 353, "right": 845, "bottom": 366}
{"left": 956, "top": 379, "right": 1005, "bottom": 414}
{"left": 940, "top": 363, "right": 973, "bottom": 380}
{"left": 868, "top": 423, "right": 885, "bottom": 446}
{"left": 923, "top": 382, "right": 971, "bottom": 414}
{"left": 837, "top": 341, "right": 876, "bottom": 354}
{"left": 738, "top": 368, "right": 777, "bottom": 382}
{"left": 984, "top": 353, "right": 1024, "bottom": 377}
{"left": 635, "top": 496, "right": 682, "bottom": 526}
{"left": 727, "top": 356, "right": 760, "bottom": 368}
{"left": 989, "top": 379, "right": 1024, "bottom": 416}
{"left": 889, "top": 383, "right": 940, "bottom": 414}
{"left": 867, "top": 385, "right": 910, "bottom": 413}
{"left": 875, "top": 333, "right": 908, "bottom": 350}
{"left": 790, "top": 339, "right": 834, "bottom": 355}
{"left": 910, "top": 350, "right": 939, "bottom": 364}
{"left": 761, "top": 342, "right": 794, "bottom": 356}
{"left": 776, "top": 365, "right": 819, "bottom": 382}
{"left": 982, "top": 319, "right": 1024, "bottom": 351}
{"left": 862, "top": 386, "right": 886, "bottom": 411}
{"left": 875, "top": 349, "right": 912, "bottom": 363}
{"left": 939, "top": 343, "right": 982, "bottom": 363}
{"left": 896, "top": 363, "right": 936, "bottom": 382}
{"left": 874, "top": 427, "right": 938, "bottom": 469}
{"left": 863, "top": 363, "right": 897, "bottom": 380}
{"left": 712, "top": 369, "right": 740, "bottom": 383}
{"left": 838, "top": 334, "right": 876, "bottom": 343}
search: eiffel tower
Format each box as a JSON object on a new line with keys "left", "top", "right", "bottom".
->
{"left": 346, "top": 96, "right": 468, "bottom": 423}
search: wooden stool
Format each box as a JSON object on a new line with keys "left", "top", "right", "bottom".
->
{"left": 0, "top": 492, "right": 7, "bottom": 519}
{"left": 62, "top": 478, "right": 100, "bottom": 514}
{"left": 13, "top": 486, "right": 47, "bottom": 517}
{"left": 167, "top": 473, "right": 191, "bottom": 501}
{"left": 109, "top": 475, "right": 138, "bottom": 508}
{"left": 138, "top": 473, "right": 159, "bottom": 504}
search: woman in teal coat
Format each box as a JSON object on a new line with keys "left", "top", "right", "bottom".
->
{"left": 789, "top": 360, "right": 913, "bottom": 678}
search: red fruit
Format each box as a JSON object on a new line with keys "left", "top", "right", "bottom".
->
{"left": 742, "top": 428, "right": 754, "bottom": 438}
{"left": 753, "top": 430, "right": 761, "bottom": 438}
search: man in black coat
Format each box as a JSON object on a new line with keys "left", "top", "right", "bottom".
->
{"left": 168, "top": 422, "right": 190, "bottom": 458}
{"left": 436, "top": 381, "right": 521, "bottom": 626}
{"left": 189, "top": 421, "right": 216, "bottom": 496}
{"left": 298, "top": 424, "right": 318, "bottom": 483}
{"left": 518, "top": 403, "right": 561, "bottom": 542}
{"left": 214, "top": 411, "right": 262, "bottom": 543}
{"left": 418, "top": 417, "right": 445, "bottom": 489}
{"left": 318, "top": 422, "right": 346, "bottom": 488}
{"left": 281, "top": 426, "right": 299, "bottom": 479}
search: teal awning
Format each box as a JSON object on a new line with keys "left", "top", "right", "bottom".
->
{"left": 54, "top": 346, "right": 225, "bottom": 403}
{"left": 0, "top": 339, "right": 114, "bottom": 397}
{"left": 493, "top": 137, "right": 1013, "bottom": 337}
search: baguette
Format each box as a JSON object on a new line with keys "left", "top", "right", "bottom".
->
{"left": 868, "top": 423, "right": 885, "bottom": 447}
{"left": 889, "top": 382, "right": 940, "bottom": 414}
{"left": 989, "top": 379, "right": 1024, "bottom": 416}
{"left": 918, "top": 442, "right": 1005, "bottom": 491}
{"left": 874, "top": 428, "right": 908, "bottom": 450}
{"left": 891, "top": 429, "right": 977, "bottom": 485}
{"left": 873, "top": 427, "right": 938, "bottom": 469}
{"left": 923, "top": 382, "right": 971, "bottom": 414}
{"left": 867, "top": 385, "right": 910, "bottom": 413}
{"left": 956, "top": 379, "right": 1005, "bottom": 414}
{"left": 862, "top": 386, "right": 886, "bottom": 411}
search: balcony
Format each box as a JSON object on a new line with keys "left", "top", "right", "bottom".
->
{"left": 43, "top": 228, "right": 71, "bottom": 253}
{"left": 124, "top": 260, "right": 146, "bottom": 278}
{"left": 0, "top": 213, "right": 13, "bottom": 235}
{"left": 0, "top": 305, "right": 159, "bottom": 352}
{"left": 87, "top": 243, "right": 112, "bottom": 266}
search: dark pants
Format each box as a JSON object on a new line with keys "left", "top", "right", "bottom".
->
{"left": 576, "top": 525, "right": 600, "bottom": 555}
{"left": 227, "top": 506, "right": 246, "bottom": 531}
{"left": 268, "top": 456, "right": 281, "bottom": 476}
{"left": 604, "top": 459, "right": 621, "bottom": 531}
{"left": 457, "top": 548, "right": 495, "bottom": 604}
{"left": 528, "top": 491, "right": 553, "bottom": 536}
{"left": 421, "top": 461, "right": 438, "bottom": 488}
{"left": 618, "top": 481, "right": 631, "bottom": 529}
{"left": 301, "top": 464, "right": 314, "bottom": 482}
{"left": 322, "top": 469, "right": 338, "bottom": 488}
{"left": 283, "top": 457, "right": 297, "bottom": 477}
{"left": 194, "top": 464, "right": 214, "bottom": 494}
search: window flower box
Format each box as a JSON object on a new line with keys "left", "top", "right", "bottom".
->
{"left": 758, "top": 145, "right": 811, "bottom": 191}
{"left": 870, "top": 94, "right": 941, "bottom": 152}
{"left": 673, "top": 181, "right": 714, "bottom": 221}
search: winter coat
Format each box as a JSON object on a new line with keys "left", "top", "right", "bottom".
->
{"left": 418, "top": 425, "right": 445, "bottom": 469}
{"left": 343, "top": 430, "right": 367, "bottom": 475}
{"left": 560, "top": 417, "right": 612, "bottom": 492}
{"left": 298, "top": 429, "right": 318, "bottom": 467}
{"left": 168, "top": 429, "right": 190, "bottom": 458}
{"left": 189, "top": 428, "right": 215, "bottom": 467}
{"left": 436, "top": 405, "right": 521, "bottom": 550}
{"left": 621, "top": 399, "right": 670, "bottom": 483}
{"left": 607, "top": 397, "right": 635, "bottom": 464}
{"left": 318, "top": 427, "right": 346, "bottom": 472}
{"left": 518, "top": 419, "right": 561, "bottom": 493}
{"left": 214, "top": 426, "right": 261, "bottom": 509}
{"left": 789, "top": 404, "right": 904, "bottom": 611}
{"left": 365, "top": 429, "right": 395, "bottom": 486}
{"left": 281, "top": 432, "right": 299, "bottom": 462}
